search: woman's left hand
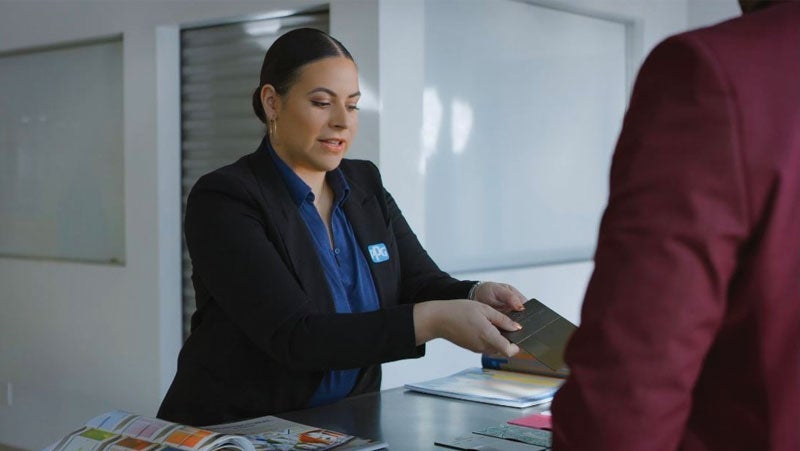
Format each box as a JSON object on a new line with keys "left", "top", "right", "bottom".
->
{"left": 472, "top": 282, "right": 527, "bottom": 312}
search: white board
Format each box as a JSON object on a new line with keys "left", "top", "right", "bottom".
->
{"left": 421, "top": 0, "right": 629, "bottom": 271}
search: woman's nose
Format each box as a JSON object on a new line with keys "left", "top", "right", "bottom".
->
{"left": 330, "top": 104, "right": 350, "bottom": 129}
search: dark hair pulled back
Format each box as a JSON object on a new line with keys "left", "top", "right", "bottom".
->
{"left": 252, "top": 28, "right": 354, "bottom": 125}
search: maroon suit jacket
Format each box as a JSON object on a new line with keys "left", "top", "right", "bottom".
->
{"left": 552, "top": 4, "right": 800, "bottom": 450}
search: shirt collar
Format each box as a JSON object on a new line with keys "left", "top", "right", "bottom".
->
{"left": 265, "top": 138, "right": 350, "bottom": 207}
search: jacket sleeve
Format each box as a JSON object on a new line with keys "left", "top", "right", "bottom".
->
{"left": 185, "top": 168, "right": 422, "bottom": 372}
{"left": 551, "top": 35, "right": 750, "bottom": 450}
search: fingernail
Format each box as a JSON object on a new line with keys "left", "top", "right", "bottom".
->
{"left": 514, "top": 322, "right": 522, "bottom": 330}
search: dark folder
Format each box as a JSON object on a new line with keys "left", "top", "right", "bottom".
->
{"left": 502, "top": 298, "right": 576, "bottom": 371}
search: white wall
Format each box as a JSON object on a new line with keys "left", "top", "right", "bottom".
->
{"left": 688, "top": 0, "right": 740, "bottom": 29}
{"left": 0, "top": 0, "right": 740, "bottom": 448}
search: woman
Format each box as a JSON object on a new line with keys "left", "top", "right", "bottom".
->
{"left": 158, "top": 28, "right": 527, "bottom": 426}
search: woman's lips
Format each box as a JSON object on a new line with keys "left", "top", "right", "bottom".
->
{"left": 319, "top": 138, "right": 346, "bottom": 152}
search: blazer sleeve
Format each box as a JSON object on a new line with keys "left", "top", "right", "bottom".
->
{"left": 185, "top": 168, "right": 423, "bottom": 372}
{"left": 551, "top": 35, "right": 750, "bottom": 450}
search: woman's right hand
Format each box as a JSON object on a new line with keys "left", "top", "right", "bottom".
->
{"left": 413, "top": 300, "right": 522, "bottom": 357}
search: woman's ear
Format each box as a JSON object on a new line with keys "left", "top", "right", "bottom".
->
{"left": 260, "top": 84, "right": 280, "bottom": 120}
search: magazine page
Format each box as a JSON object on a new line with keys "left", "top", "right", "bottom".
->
{"left": 206, "top": 415, "right": 355, "bottom": 451}
{"left": 326, "top": 437, "right": 387, "bottom": 451}
{"left": 44, "top": 410, "right": 252, "bottom": 451}
{"left": 404, "top": 367, "right": 563, "bottom": 408}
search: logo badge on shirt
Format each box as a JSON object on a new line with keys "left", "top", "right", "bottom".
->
{"left": 367, "top": 243, "right": 390, "bottom": 263}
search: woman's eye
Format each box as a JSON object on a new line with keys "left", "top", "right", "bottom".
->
{"left": 347, "top": 105, "right": 360, "bottom": 112}
{"left": 311, "top": 101, "right": 330, "bottom": 108}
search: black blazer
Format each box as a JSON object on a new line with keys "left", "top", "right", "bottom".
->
{"left": 157, "top": 139, "right": 474, "bottom": 425}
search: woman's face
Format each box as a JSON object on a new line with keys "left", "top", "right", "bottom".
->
{"left": 267, "top": 56, "right": 360, "bottom": 178}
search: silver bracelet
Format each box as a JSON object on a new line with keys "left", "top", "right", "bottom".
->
{"left": 467, "top": 281, "right": 484, "bottom": 300}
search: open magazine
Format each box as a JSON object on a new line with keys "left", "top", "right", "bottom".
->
{"left": 44, "top": 410, "right": 386, "bottom": 451}
{"left": 404, "top": 351, "right": 567, "bottom": 408}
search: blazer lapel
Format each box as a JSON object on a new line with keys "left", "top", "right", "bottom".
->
{"left": 343, "top": 178, "right": 399, "bottom": 307}
{"left": 246, "top": 141, "right": 336, "bottom": 314}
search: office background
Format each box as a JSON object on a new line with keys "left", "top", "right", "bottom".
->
{"left": 0, "top": 0, "right": 738, "bottom": 448}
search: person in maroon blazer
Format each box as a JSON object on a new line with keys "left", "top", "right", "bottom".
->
{"left": 551, "top": 1, "right": 799, "bottom": 450}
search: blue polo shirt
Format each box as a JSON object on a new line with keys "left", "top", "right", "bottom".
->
{"left": 267, "top": 142, "right": 381, "bottom": 407}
